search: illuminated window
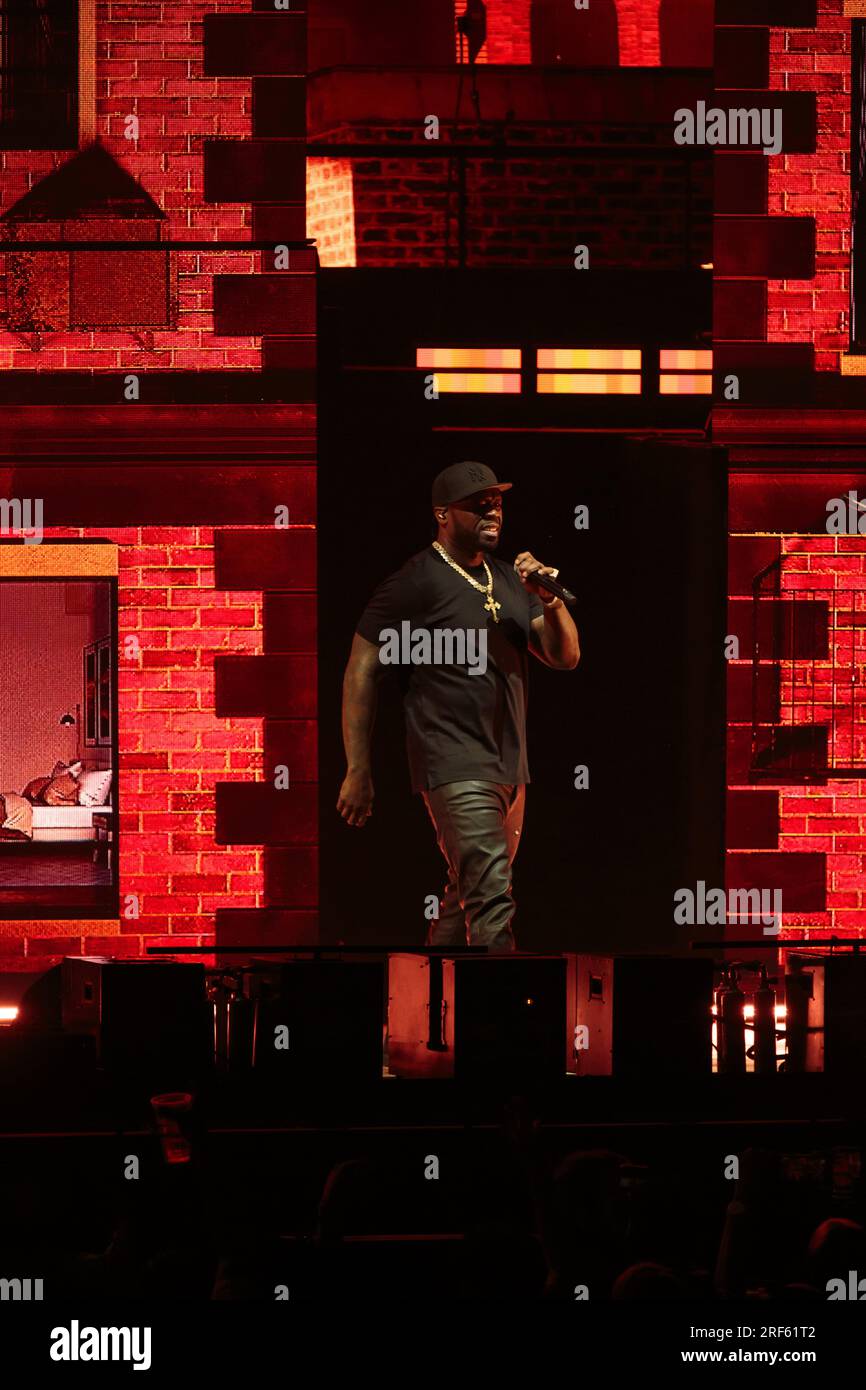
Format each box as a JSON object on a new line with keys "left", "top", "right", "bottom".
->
{"left": 659, "top": 349, "right": 712, "bottom": 394}
{"left": 536, "top": 348, "right": 642, "bottom": 394}
{"left": 0, "top": 545, "right": 118, "bottom": 921}
{"left": 416, "top": 347, "right": 521, "bottom": 394}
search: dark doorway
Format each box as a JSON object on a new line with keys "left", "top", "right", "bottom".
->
{"left": 319, "top": 276, "right": 725, "bottom": 951}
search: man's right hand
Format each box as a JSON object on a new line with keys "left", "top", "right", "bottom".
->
{"left": 337, "top": 768, "right": 374, "bottom": 827}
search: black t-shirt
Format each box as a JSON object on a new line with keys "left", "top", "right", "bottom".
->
{"left": 356, "top": 546, "right": 543, "bottom": 793}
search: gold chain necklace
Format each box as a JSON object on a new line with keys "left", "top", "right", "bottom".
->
{"left": 432, "top": 541, "right": 501, "bottom": 622}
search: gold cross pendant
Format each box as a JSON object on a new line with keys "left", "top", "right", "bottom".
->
{"left": 484, "top": 594, "right": 501, "bottom": 622}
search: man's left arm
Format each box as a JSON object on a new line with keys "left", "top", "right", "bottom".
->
{"left": 515, "top": 551, "right": 580, "bottom": 671}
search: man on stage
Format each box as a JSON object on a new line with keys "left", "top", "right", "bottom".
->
{"left": 337, "top": 461, "right": 579, "bottom": 952}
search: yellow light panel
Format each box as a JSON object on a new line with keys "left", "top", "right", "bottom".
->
{"left": 417, "top": 348, "right": 521, "bottom": 369}
{"left": 659, "top": 373, "right": 713, "bottom": 395}
{"left": 660, "top": 350, "right": 712, "bottom": 370}
{"left": 537, "top": 348, "right": 641, "bottom": 370}
{"left": 432, "top": 372, "right": 522, "bottom": 394}
{"left": 537, "top": 373, "right": 642, "bottom": 395}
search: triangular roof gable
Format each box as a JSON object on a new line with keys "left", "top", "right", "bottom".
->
{"left": 1, "top": 144, "right": 165, "bottom": 221}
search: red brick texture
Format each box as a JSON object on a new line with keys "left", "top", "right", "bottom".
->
{"left": 728, "top": 533, "right": 866, "bottom": 941}
{"left": 451, "top": 1, "right": 663, "bottom": 65}
{"left": 306, "top": 158, "right": 356, "bottom": 269}
{"left": 767, "top": 0, "right": 851, "bottom": 370}
{"left": 0, "top": 524, "right": 269, "bottom": 967}
{"left": 776, "top": 537, "right": 866, "bottom": 936}
{"left": 308, "top": 122, "right": 710, "bottom": 270}
{"left": 617, "top": 0, "right": 662, "bottom": 67}
{"left": 453, "top": 0, "right": 532, "bottom": 63}
{"left": 0, "top": 0, "right": 260, "bottom": 370}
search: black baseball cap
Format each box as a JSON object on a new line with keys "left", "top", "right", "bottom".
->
{"left": 431, "top": 461, "right": 513, "bottom": 509}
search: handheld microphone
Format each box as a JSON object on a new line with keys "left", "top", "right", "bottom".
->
{"left": 514, "top": 561, "right": 577, "bottom": 608}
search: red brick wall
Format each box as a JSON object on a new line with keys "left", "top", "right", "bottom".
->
{"left": 0, "top": 524, "right": 266, "bottom": 970}
{"left": 307, "top": 159, "right": 356, "bottom": 268}
{"left": 617, "top": 0, "right": 661, "bottom": 67}
{"left": 767, "top": 0, "right": 851, "bottom": 371}
{"left": 0, "top": 0, "right": 260, "bottom": 371}
{"left": 777, "top": 536, "right": 866, "bottom": 938}
{"left": 728, "top": 529, "right": 866, "bottom": 944}
{"left": 308, "top": 122, "right": 710, "bottom": 269}
{"left": 453, "top": 0, "right": 532, "bottom": 62}
{"left": 450, "top": 1, "right": 663, "bottom": 65}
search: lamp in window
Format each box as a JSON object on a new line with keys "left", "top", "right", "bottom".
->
{"left": 59, "top": 704, "right": 81, "bottom": 763}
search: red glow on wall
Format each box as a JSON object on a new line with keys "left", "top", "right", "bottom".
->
{"left": 0, "top": 525, "right": 266, "bottom": 970}
{"left": 453, "top": 0, "right": 532, "bottom": 63}
{"left": 452, "top": 0, "right": 665, "bottom": 66}
{"left": 728, "top": 528, "right": 866, "bottom": 944}
{"left": 777, "top": 537, "right": 866, "bottom": 937}
{"left": 0, "top": 0, "right": 259, "bottom": 370}
{"left": 767, "top": 2, "right": 852, "bottom": 371}
{"left": 616, "top": 0, "right": 661, "bottom": 67}
{"left": 308, "top": 159, "right": 356, "bottom": 268}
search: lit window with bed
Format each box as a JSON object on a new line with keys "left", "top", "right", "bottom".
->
{"left": 0, "top": 576, "right": 116, "bottom": 917}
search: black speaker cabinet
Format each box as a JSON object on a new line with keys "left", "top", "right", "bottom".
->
{"left": 787, "top": 954, "right": 866, "bottom": 1074}
{"left": 388, "top": 953, "right": 570, "bottom": 1083}
{"left": 612, "top": 957, "right": 713, "bottom": 1078}
{"left": 61, "top": 956, "right": 212, "bottom": 1083}
{"left": 249, "top": 959, "right": 384, "bottom": 1084}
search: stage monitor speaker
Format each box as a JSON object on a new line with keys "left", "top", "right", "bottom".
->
{"left": 61, "top": 957, "right": 212, "bottom": 1084}
{"left": 612, "top": 957, "right": 713, "bottom": 1078}
{"left": 388, "top": 954, "right": 569, "bottom": 1084}
{"left": 249, "top": 959, "right": 384, "bottom": 1084}
{"left": 787, "top": 954, "right": 866, "bottom": 1074}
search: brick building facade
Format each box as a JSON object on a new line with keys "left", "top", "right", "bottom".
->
{"left": 727, "top": 474, "right": 866, "bottom": 944}
{"left": 0, "top": 2, "right": 730, "bottom": 968}
{"left": 0, "top": 2, "right": 315, "bottom": 969}
{"left": 308, "top": 0, "right": 713, "bottom": 270}
{"left": 716, "top": 2, "right": 866, "bottom": 947}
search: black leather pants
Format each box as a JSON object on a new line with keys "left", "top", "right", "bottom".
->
{"left": 421, "top": 780, "right": 525, "bottom": 952}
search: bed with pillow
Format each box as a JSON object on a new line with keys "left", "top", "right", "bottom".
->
{"left": 0, "top": 763, "right": 113, "bottom": 843}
